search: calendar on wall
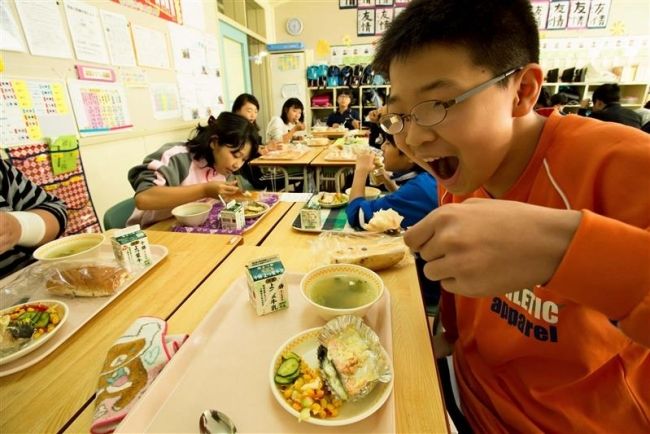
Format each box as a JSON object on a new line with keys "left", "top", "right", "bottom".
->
{"left": 67, "top": 80, "right": 133, "bottom": 136}
{"left": 0, "top": 78, "right": 78, "bottom": 147}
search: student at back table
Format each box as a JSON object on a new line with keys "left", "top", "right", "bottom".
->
{"left": 373, "top": 0, "right": 649, "bottom": 432}
{"left": 327, "top": 89, "right": 360, "bottom": 130}
{"left": 587, "top": 83, "right": 642, "bottom": 129}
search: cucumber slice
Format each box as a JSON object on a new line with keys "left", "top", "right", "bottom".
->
{"left": 284, "top": 352, "right": 301, "bottom": 361}
{"left": 276, "top": 357, "right": 300, "bottom": 378}
{"left": 274, "top": 374, "right": 295, "bottom": 385}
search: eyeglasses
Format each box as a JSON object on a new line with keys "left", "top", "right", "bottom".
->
{"left": 379, "top": 67, "right": 523, "bottom": 134}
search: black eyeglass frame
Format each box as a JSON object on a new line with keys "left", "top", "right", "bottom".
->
{"left": 379, "top": 67, "right": 523, "bottom": 134}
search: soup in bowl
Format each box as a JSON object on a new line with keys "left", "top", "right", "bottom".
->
{"left": 300, "top": 264, "right": 384, "bottom": 321}
{"left": 33, "top": 233, "right": 105, "bottom": 262}
{"left": 171, "top": 202, "right": 212, "bottom": 227}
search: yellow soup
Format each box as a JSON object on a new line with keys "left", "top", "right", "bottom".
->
{"left": 308, "top": 275, "right": 377, "bottom": 309}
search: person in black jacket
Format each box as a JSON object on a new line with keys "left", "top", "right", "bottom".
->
{"left": 588, "top": 83, "right": 642, "bottom": 129}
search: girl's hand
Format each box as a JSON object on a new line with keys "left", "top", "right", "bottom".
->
{"left": 355, "top": 152, "right": 376, "bottom": 174}
{"left": 294, "top": 122, "right": 305, "bottom": 132}
{"left": 205, "top": 180, "right": 240, "bottom": 198}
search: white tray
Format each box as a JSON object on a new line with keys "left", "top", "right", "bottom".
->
{"left": 117, "top": 273, "right": 395, "bottom": 433}
{"left": 0, "top": 244, "right": 168, "bottom": 377}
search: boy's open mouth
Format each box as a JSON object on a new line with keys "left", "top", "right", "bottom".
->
{"left": 426, "top": 156, "right": 459, "bottom": 180}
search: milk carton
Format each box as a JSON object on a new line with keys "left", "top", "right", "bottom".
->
{"left": 111, "top": 225, "right": 152, "bottom": 269}
{"left": 220, "top": 200, "right": 245, "bottom": 230}
{"left": 245, "top": 255, "right": 289, "bottom": 315}
{"left": 300, "top": 197, "right": 322, "bottom": 230}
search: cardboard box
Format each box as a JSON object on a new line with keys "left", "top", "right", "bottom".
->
{"left": 111, "top": 225, "right": 152, "bottom": 269}
{"left": 220, "top": 200, "right": 245, "bottom": 230}
{"left": 245, "top": 255, "right": 289, "bottom": 316}
{"left": 300, "top": 197, "right": 322, "bottom": 230}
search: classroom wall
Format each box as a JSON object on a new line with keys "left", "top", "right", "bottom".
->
{"left": 1, "top": 0, "right": 221, "bottom": 226}
{"left": 273, "top": 0, "right": 650, "bottom": 57}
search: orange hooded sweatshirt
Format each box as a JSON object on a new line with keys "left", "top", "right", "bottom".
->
{"left": 440, "top": 111, "right": 650, "bottom": 432}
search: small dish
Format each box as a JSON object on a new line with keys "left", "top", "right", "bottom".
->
{"left": 318, "top": 192, "right": 349, "bottom": 209}
{"left": 33, "top": 233, "right": 104, "bottom": 262}
{"left": 172, "top": 202, "right": 212, "bottom": 227}
{"left": 269, "top": 327, "right": 393, "bottom": 426}
{"left": 0, "top": 300, "right": 69, "bottom": 365}
{"left": 300, "top": 263, "right": 384, "bottom": 321}
{"left": 242, "top": 201, "right": 270, "bottom": 219}
{"left": 345, "top": 186, "right": 381, "bottom": 200}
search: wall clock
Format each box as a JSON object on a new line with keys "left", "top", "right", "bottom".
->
{"left": 286, "top": 17, "right": 303, "bottom": 36}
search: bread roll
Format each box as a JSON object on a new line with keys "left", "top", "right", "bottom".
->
{"left": 46, "top": 265, "right": 129, "bottom": 297}
{"left": 332, "top": 245, "right": 406, "bottom": 271}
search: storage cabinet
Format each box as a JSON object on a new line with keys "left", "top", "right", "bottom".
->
{"left": 307, "top": 85, "right": 391, "bottom": 127}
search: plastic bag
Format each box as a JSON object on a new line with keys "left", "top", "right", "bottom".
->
{"left": 310, "top": 232, "right": 411, "bottom": 271}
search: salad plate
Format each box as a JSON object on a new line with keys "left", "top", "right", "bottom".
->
{"left": 242, "top": 201, "right": 270, "bottom": 219}
{"left": 0, "top": 300, "right": 69, "bottom": 365}
{"left": 269, "top": 327, "right": 393, "bottom": 426}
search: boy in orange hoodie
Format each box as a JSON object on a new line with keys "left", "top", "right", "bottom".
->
{"left": 373, "top": 0, "right": 650, "bottom": 432}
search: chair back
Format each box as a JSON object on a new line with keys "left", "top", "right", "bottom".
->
{"left": 103, "top": 198, "right": 135, "bottom": 230}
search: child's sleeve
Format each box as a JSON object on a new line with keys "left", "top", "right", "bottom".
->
{"left": 127, "top": 147, "right": 187, "bottom": 194}
{"left": 265, "top": 117, "right": 284, "bottom": 142}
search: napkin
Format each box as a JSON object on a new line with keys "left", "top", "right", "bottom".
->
{"left": 91, "top": 317, "right": 188, "bottom": 434}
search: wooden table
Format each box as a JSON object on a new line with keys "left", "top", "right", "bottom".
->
{"left": 249, "top": 148, "right": 322, "bottom": 192}
{"left": 146, "top": 200, "right": 294, "bottom": 246}
{"left": 159, "top": 242, "right": 448, "bottom": 433}
{"left": 310, "top": 149, "right": 357, "bottom": 193}
{"left": 1, "top": 231, "right": 240, "bottom": 434}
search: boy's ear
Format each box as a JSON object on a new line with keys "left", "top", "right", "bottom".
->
{"left": 512, "top": 65, "right": 544, "bottom": 118}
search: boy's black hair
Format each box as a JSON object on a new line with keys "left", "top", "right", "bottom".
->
{"left": 381, "top": 132, "right": 425, "bottom": 173}
{"left": 186, "top": 112, "right": 260, "bottom": 168}
{"left": 338, "top": 89, "right": 352, "bottom": 97}
{"left": 280, "top": 98, "right": 305, "bottom": 124}
{"left": 550, "top": 93, "right": 569, "bottom": 106}
{"left": 373, "top": 0, "right": 539, "bottom": 84}
{"left": 592, "top": 84, "right": 620, "bottom": 105}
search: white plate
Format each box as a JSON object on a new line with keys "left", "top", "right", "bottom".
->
{"left": 242, "top": 201, "right": 270, "bottom": 219}
{"left": 318, "top": 192, "right": 349, "bottom": 209}
{"left": 0, "top": 300, "right": 69, "bottom": 365}
{"left": 269, "top": 327, "right": 393, "bottom": 426}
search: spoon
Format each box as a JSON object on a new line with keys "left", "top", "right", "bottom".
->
{"left": 199, "top": 409, "right": 237, "bottom": 434}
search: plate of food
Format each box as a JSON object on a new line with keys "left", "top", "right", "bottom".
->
{"left": 269, "top": 317, "right": 393, "bottom": 426}
{"left": 318, "top": 192, "right": 349, "bottom": 209}
{"left": 241, "top": 201, "right": 270, "bottom": 218}
{"left": 0, "top": 300, "right": 69, "bottom": 365}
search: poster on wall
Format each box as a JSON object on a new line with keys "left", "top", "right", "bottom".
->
{"left": 15, "top": 0, "right": 73, "bottom": 59}
{"left": 111, "top": 0, "right": 181, "bottom": 24}
{"left": 100, "top": 10, "right": 137, "bottom": 67}
{"left": 358, "top": 0, "right": 375, "bottom": 7}
{"left": 132, "top": 25, "right": 170, "bottom": 69}
{"left": 339, "top": 0, "right": 357, "bottom": 9}
{"left": 0, "top": 79, "right": 78, "bottom": 147}
{"left": 546, "top": 0, "right": 570, "bottom": 30}
{"left": 531, "top": 1, "right": 550, "bottom": 30}
{"left": 375, "top": 8, "right": 394, "bottom": 35}
{"left": 66, "top": 80, "right": 133, "bottom": 136}
{"left": 64, "top": 0, "right": 110, "bottom": 65}
{"left": 587, "top": 0, "right": 611, "bottom": 28}
{"left": 567, "top": 0, "right": 589, "bottom": 28}
{"left": 0, "top": 1, "right": 26, "bottom": 52}
{"left": 149, "top": 83, "right": 181, "bottom": 120}
{"left": 357, "top": 9, "right": 375, "bottom": 36}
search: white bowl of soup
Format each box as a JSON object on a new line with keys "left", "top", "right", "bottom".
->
{"left": 171, "top": 202, "right": 212, "bottom": 227}
{"left": 300, "top": 264, "right": 384, "bottom": 321}
{"left": 33, "top": 233, "right": 105, "bottom": 262}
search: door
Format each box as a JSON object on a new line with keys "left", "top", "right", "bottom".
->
{"left": 218, "top": 21, "right": 252, "bottom": 109}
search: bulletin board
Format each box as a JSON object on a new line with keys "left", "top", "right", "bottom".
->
{"left": 0, "top": 0, "right": 224, "bottom": 149}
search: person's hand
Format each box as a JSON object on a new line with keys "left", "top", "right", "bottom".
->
{"left": 354, "top": 151, "right": 376, "bottom": 174}
{"left": 0, "top": 212, "right": 21, "bottom": 254}
{"left": 205, "top": 180, "right": 240, "bottom": 198}
{"left": 579, "top": 98, "right": 590, "bottom": 109}
{"left": 351, "top": 119, "right": 361, "bottom": 130}
{"left": 294, "top": 121, "right": 305, "bottom": 132}
{"left": 404, "top": 198, "right": 582, "bottom": 297}
{"left": 367, "top": 109, "right": 380, "bottom": 123}
{"left": 332, "top": 123, "right": 340, "bottom": 128}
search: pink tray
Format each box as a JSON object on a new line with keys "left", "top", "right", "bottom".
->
{"left": 0, "top": 244, "right": 168, "bottom": 377}
{"left": 117, "top": 273, "right": 395, "bottom": 433}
